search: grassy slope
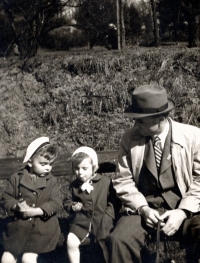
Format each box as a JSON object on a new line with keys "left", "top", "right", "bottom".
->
{"left": 0, "top": 46, "right": 199, "bottom": 158}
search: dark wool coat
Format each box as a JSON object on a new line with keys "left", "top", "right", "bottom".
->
{"left": 63, "top": 174, "right": 116, "bottom": 243}
{"left": 2, "top": 168, "right": 62, "bottom": 256}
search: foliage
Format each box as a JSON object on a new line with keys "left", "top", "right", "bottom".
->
{"left": 158, "top": 0, "right": 200, "bottom": 47}
{"left": 124, "top": 3, "right": 142, "bottom": 43}
{"left": 75, "top": 0, "right": 117, "bottom": 49}
{"left": 0, "top": 46, "right": 200, "bottom": 158}
{"left": 0, "top": 0, "right": 77, "bottom": 58}
{"left": 158, "top": 0, "right": 187, "bottom": 42}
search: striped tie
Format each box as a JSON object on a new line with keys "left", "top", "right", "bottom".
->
{"left": 154, "top": 136, "right": 162, "bottom": 171}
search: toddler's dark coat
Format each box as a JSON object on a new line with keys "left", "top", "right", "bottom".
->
{"left": 64, "top": 174, "right": 116, "bottom": 243}
{"left": 2, "top": 168, "right": 62, "bottom": 256}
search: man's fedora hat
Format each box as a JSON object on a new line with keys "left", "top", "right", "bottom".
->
{"left": 124, "top": 84, "right": 175, "bottom": 118}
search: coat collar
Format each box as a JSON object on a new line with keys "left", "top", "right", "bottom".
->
{"left": 73, "top": 173, "right": 102, "bottom": 187}
{"left": 130, "top": 118, "right": 185, "bottom": 146}
{"left": 169, "top": 118, "right": 185, "bottom": 148}
{"left": 19, "top": 168, "right": 53, "bottom": 191}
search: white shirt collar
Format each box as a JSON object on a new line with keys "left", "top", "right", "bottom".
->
{"left": 153, "top": 120, "right": 169, "bottom": 149}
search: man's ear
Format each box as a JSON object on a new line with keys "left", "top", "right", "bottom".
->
{"left": 27, "top": 159, "right": 32, "bottom": 167}
{"left": 159, "top": 116, "right": 165, "bottom": 124}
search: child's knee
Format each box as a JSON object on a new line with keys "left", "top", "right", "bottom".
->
{"left": 1, "top": 252, "right": 16, "bottom": 263}
{"left": 21, "top": 253, "right": 38, "bottom": 263}
{"left": 67, "top": 232, "right": 81, "bottom": 249}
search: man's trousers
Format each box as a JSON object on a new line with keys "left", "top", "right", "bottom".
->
{"left": 107, "top": 214, "right": 200, "bottom": 263}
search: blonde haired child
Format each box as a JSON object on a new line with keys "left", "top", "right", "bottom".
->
{"left": 64, "top": 146, "right": 117, "bottom": 263}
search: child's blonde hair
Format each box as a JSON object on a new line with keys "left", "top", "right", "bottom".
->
{"left": 71, "top": 146, "right": 98, "bottom": 172}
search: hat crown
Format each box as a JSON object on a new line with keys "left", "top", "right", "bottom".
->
{"left": 132, "top": 85, "right": 168, "bottom": 109}
{"left": 124, "top": 84, "right": 175, "bottom": 118}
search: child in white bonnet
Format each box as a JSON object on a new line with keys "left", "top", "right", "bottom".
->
{"left": 1, "top": 137, "right": 62, "bottom": 263}
{"left": 64, "top": 146, "right": 117, "bottom": 263}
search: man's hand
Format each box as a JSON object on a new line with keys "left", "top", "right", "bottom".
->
{"left": 139, "top": 206, "right": 164, "bottom": 229}
{"left": 159, "top": 209, "right": 187, "bottom": 236}
{"left": 72, "top": 202, "right": 83, "bottom": 212}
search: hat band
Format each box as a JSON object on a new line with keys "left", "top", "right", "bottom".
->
{"left": 132, "top": 103, "right": 168, "bottom": 114}
{"left": 31, "top": 142, "right": 50, "bottom": 158}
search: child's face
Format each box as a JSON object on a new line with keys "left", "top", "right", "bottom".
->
{"left": 73, "top": 157, "right": 93, "bottom": 183}
{"left": 28, "top": 155, "right": 53, "bottom": 177}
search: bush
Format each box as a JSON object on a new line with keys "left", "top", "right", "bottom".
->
{"left": 0, "top": 46, "right": 199, "bottom": 157}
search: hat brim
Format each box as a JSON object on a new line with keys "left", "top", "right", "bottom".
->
{"left": 124, "top": 99, "right": 175, "bottom": 119}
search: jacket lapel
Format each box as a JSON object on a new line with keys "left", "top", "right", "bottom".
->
{"left": 20, "top": 169, "right": 36, "bottom": 191}
{"left": 130, "top": 132, "right": 146, "bottom": 184}
{"left": 160, "top": 123, "right": 172, "bottom": 175}
{"left": 144, "top": 137, "right": 158, "bottom": 179}
{"left": 20, "top": 169, "right": 52, "bottom": 191}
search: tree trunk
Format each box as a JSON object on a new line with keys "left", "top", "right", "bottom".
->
{"left": 188, "top": 15, "right": 199, "bottom": 47}
{"left": 116, "top": 0, "right": 121, "bottom": 50}
{"left": 150, "top": 0, "right": 160, "bottom": 46}
{"left": 121, "top": 0, "right": 126, "bottom": 49}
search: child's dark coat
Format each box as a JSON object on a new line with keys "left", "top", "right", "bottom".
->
{"left": 2, "top": 168, "right": 62, "bottom": 256}
{"left": 63, "top": 174, "right": 116, "bottom": 242}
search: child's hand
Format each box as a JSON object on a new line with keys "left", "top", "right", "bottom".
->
{"left": 16, "top": 201, "right": 29, "bottom": 212}
{"left": 20, "top": 206, "right": 43, "bottom": 218}
{"left": 72, "top": 202, "right": 82, "bottom": 212}
{"left": 21, "top": 207, "right": 37, "bottom": 218}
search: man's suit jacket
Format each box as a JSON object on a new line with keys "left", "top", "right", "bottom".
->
{"left": 113, "top": 118, "right": 200, "bottom": 213}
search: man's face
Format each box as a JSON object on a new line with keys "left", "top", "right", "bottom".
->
{"left": 134, "top": 115, "right": 161, "bottom": 137}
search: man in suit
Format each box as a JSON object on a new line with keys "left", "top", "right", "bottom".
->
{"left": 107, "top": 84, "right": 200, "bottom": 263}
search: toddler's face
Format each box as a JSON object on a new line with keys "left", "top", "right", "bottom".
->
{"left": 73, "top": 157, "right": 93, "bottom": 183}
{"left": 29, "top": 155, "right": 53, "bottom": 177}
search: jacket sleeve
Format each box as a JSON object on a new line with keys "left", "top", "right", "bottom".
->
{"left": 105, "top": 180, "right": 121, "bottom": 220}
{"left": 63, "top": 185, "right": 74, "bottom": 214}
{"left": 178, "top": 133, "right": 200, "bottom": 213}
{"left": 112, "top": 131, "right": 148, "bottom": 212}
{"left": 39, "top": 177, "right": 63, "bottom": 216}
{"left": 2, "top": 174, "right": 19, "bottom": 215}
{"left": 96, "top": 180, "right": 120, "bottom": 241}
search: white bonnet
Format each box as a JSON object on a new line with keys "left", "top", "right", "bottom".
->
{"left": 72, "top": 146, "right": 98, "bottom": 171}
{"left": 23, "top": 137, "right": 50, "bottom": 163}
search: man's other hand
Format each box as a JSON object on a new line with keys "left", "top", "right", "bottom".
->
{"left": 159, "top": 209, "right": 187, "bottom": 236}
{"left": 139, "top": 206, "right": 164, "bottom": 229}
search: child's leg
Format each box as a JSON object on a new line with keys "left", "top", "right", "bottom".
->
{"left": 21, "top": 253, "right": 38, "bottom": 263}
{"left": 67, "top": 232, "right": 81, "bottom": 263}
{"left": 1, "top": 252, "right": 17, "bottom": 263}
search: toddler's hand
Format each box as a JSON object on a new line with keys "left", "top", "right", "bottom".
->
{"left": 72, "top": 202, "right": 82, "bottom": 212}
{"left": 21, "top": 207, "right": 37, "bottom": 218}
{"left": 16, "top": 201, "right": 29, "bottom": 212}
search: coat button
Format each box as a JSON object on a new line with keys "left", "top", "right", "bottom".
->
{"left": 88, "top": 201, "right": 91, "bottom": 205}
{"left": 33, "top": 192, "right": 36, "bottom": 195}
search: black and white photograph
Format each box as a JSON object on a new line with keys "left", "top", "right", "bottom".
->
{"left": 0, "top": 0, "right": 200, "bottom": 262}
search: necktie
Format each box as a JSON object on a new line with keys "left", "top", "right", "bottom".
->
{"left": 154, "top": 136, "right": 162, "bottom": 171}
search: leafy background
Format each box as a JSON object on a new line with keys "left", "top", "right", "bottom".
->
{"left": 0, "top": 46, "right": 200, "bottom": 159}
{"left": 0, "top": 45, "right": 200, "bottom": 262}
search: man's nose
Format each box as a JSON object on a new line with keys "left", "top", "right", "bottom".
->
{"left": 134, "top": 120, "right": 140, "bottom": 128}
